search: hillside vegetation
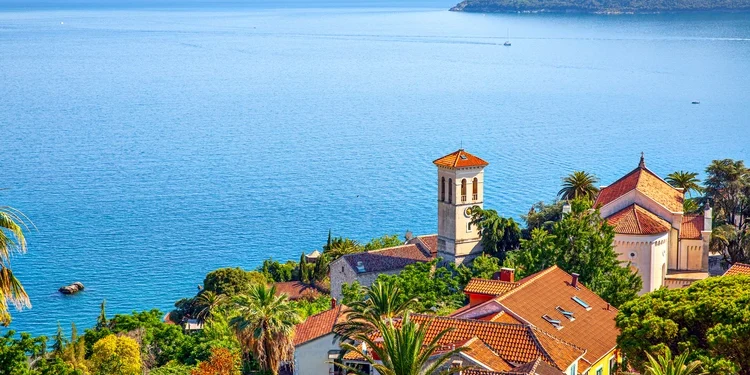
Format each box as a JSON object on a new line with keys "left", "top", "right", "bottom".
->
{"left": 450, "top": 0, "right": 750, "bottom": 13}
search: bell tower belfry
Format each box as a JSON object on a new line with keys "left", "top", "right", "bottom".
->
{"left": 433, "top": 149, "right": 488, "bottom": 265}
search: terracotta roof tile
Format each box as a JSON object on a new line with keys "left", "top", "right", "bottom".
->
{"left": 434, "top": 149, "right": 489, "bottom": 169}
{"left": 606, "top": 204, "right": 671, "bottom": 235}
{"left": 724, "top": 263, "right": 750, "bottom": 276}
{"left": 460, "top": 337, "right": 515, "bottom": 372}
{"left": 468, "top": 266, "right": 618, "bottom": 370}
{"left": 409, "top": 234, "right": 438, "bottom": 255}
{"left": 464, "top": 357, "right": 565, "bottom": 375}
{"left": 342, "top": 244, "right": 432, "bottom": 274}
{"left": 595, "top": 165, "right": 683, "bottom": 213}
{"left": 465, "top": 279, "right": 519, "bottom": 297}
{"left": 407, "top": 315, "right": 583, "bottom": 370}
{"left": 476, "top": 311, "right": 523, "bottom": 324}
{"left": 294, "top": 305, "right": 346, "bottom": 346}
{"left": 680, "top": 214, "right": 704, "bottom": 239}
{"left": 274, "top": 281, "right": 324, "bottom": 301}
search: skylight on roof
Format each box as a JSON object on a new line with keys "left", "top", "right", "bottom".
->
{"left": 556, "top": 306, "right": 575, "bottom": 321}
{"left": 356, "top": 261, "right": 366, "bottom": 273}
{"left": 460, "top": 155, "right": 468, "bottom": 160}
{"left": 542, "top": 314, "right": 563, "bottom": 330}
{"left": 572, "top": 296, "right": 591, "bottom": 310}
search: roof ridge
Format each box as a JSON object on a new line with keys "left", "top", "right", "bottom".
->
{"left": 632, "top": 205, "right": 643, "bottom": 233}
{"left": 494, "top": 266, "right": 558, "bottom": 302}
{"left": 470, "top": 278, "right": 519, "bottom": 286}
{"left": 411, "top": 313, "right": 530, "bottom": 329}
{"left": 525, "top": 326, "right": 558, "bottom": 368}
{"left": 343, "top": 243, "right": 417, "bottom": 257}
{"left": 529, "top": 325, "right": 587, "bottom": 354}
{"left": 640, "top": 165, "right": 683, "bottom": 194}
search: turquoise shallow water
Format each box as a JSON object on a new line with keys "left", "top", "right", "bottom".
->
{"left": 1, "top": 2, "right": 749, "bottom": 338}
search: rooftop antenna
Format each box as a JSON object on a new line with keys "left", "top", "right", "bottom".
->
{"left": 460, "top": 139, "right": 463, "bottom": 150}
{"left": 639, "top": 152, "right": 646, "bottom": 168}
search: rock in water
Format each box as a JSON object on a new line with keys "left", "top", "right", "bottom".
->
{"left": 59, "top": 282, "right": 85, "bottom": 295}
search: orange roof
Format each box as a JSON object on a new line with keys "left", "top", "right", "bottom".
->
{"left": 341, "top": 244, "right": 433, "bottom": 274}
{"left": 724, "top": 263, "right": 750, "bottom": 276}
{"left": 294, "top": 305, "right": 346, "bottom": 346}
{"left": 408, "top": 234, "right": 438, "bottom": 255}
{"left": 594, "top": 163, "right": 683, "bottom": 213}
{"left": 464, "top": 279, "right": 519, "bottom": 296}
{"left": 461, "top": 337, "right": 515, "bottom": 372}
{"left": 680, "top": 214, "right": 705, "bottom": 239}
{"left": 274, "top": 281, "right": 324, "bottom": 301}
{"left": 606, "top": 204, "right": 671, "bottom": 235}
{"left": 433, "top": 149, "right": 489, "bottom": 169}
{"left": 458, "top": 267, "right": 618, "bottom": 371}
{"left": 477, "top": 311, "right": 524, "bottom": 324}
{"left": 408, "top": 315, "right": 584, "bottom": 370}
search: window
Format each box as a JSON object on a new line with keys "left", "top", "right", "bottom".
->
{"left": 448, "top": 179, "right": 453, "bottom": 203}
{"left": 556, "top": 306, "right": 575, "bottom": 321}
{"left": 568, "top": 362, "right": 577, "bottom": 375}
{"left": 596, "top": 366, "right": 603, "bottom": 375}
{"left": 610, "top": 355, "right": 617, "bottom": 372}
{"left": 441, "top": 177, "right": 445, "bottom": 202}
{"left": 542, "top": 314, "right": 563, "bottom": 330}
{"left": 461, "top": 179, "right": 467, "bottom": 202}
{"left": 572, "top": 296, "right": 592, "bottom": 310}
{"left": 472, "top": 177, "right": 478, "bottom": 200}
{"left": 467, "top": 222, "right": 472, "bottom": 232}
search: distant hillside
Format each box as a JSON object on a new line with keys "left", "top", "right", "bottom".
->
{"left": 449, "top": 0, "right": 750, "bottom": 13}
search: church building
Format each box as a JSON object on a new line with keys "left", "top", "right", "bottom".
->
{"left": 593, "top": 155, "right": 711, "bottom": 293}
{"left": 328, "top": 149, "right": 488, "bottom": 300}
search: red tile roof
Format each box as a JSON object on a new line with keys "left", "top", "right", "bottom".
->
{"left": 680, "top": 214, "right": 705, "bottom": 239}
{"left": 457, "top": 267, "right": 618, "bottom": 371}
{"left": 476, "top": 311, "right": 523, "bottom": 324}
{"left": 274, "top": 281, "right": 324, "bottom": 301}
{"left": 434, "top": 149, "right": 489, "bottom": 169}
{"left": 342, "top": 244, "right": 432, "bottom": 274}
{"left": 460, "top": 337, "right": 515, "bottom": 372}
{"left": 409, "top": 234, "right": 438, "bottom": 255}
{"left": 407, "top": 315, "right": 584, "bottom": 371}
{"left": 464, "top": 279, "right": 519, "bottom": 296}
{"left": 605, "top": 204, "right": 671, "bottom": 235}
{"left": 594, "top": 165, "right": 684, "bottom": 213}
{"left": 724, "top": 263, "right": 750, "bottom": 276}
{"left": 294, "top": 305, "right": 346, "bottom": 346}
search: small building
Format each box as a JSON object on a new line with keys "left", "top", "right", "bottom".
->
{"left": 305, "top": 250, "right": 321, "bottom": 263}
{"left": 453, "top": 266, "right": 620, "bottom": 375}
{"left": 594, "top": 155, "right": 711, "bottom": 293}
{"left": 292, "top": 301, "right": 347, "bottom": 375}
{"left": 329, "top": 236, "right": 436, "bottom": 301}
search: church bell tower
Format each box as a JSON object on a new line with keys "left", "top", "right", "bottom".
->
{"left": 433, "top": 149, "right": 488, "bottom": 265}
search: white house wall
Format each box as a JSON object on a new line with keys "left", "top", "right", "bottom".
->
{"left": 613, "top": 233, "right": 668, "bottom": 293}
{"left": 294, "top": 334, "right": 340, "bottom": 375}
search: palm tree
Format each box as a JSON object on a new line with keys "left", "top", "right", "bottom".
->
{"left": 335, "top": 312, "right": 468, "bottom": 375}
{"left": 558, "top": 171, "right": 599, "bottom": 201}
{"left": 195, "top": 291, "right": 227, "bottom": 323}
{"left": 230, "top": 284, "right": 301, "bottom": 375}
{"left": 644, "top": 348, "right": 705, "bottom": 375}
{"left": 0, "top": 206, "right": 31, "bottom": 326}
{"left": 334, "top": 279, "right": 416, "bottom": 340}
{"left": 666, "top": 171, "right": 703, "bottom": 197}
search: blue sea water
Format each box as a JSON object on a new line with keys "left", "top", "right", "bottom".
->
{"left": 1, "top": 0, "right": 749, "bottom": 338}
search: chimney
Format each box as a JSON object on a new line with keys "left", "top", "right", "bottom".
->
{"left": 331, "top": 298, "right": 337, "bottom": 309}
{"left": 571, "top": 273, "right": 579, "bottom": 288}
{"left": 405, "top": 230, "right": 414, "bottom": 241}
{"left": 499, "top": 268, "right": 515, "bottom": 283}
{"left": 704, "top": 202, "right": 713, "bottom": 232}
{"left": 606, "top": 303, "right": 611, "bottom": 311}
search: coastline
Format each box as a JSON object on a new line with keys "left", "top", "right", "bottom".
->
{"left": 449, "top": 5, "right": 750, "bottom": 14}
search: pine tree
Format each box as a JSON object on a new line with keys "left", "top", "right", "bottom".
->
{"left": 52, "top": 322, "right": 66, "bottom": 356}
{"left": 299, "top": 253, "right": 309, "bottom": 284}
{"left": 326, "top": 229, "right": 332, "bottom": 251}
{"left": 96, "top": 299, "right": 107, "bottom": 329}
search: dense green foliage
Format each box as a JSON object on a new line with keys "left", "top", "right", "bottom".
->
{"left": 521, "top": 200, "right": 564, "bottom": 237}
{"left": 704, "top": 159, "right": 749, "bottom": 264}
{"left": 334, "top": 280, "right": 417, "bottom": 341}
{"left": 616, "top": 275, "right": 750, "bottom": 375}
{"left": 505, "top": 199, "right": 642, "bottom": 307}
{"left": 0, "top": 206, "right": 31, "bottom": 326}
{"left": 644, "top": 348, "right": 706, "bottom": 375}
{"left": 470, "top": 207, "right": 521, "bottom": 261}
{"left": 203, "top": 268, "right": 267, "bottom": 297}
{"left": 558, "top": 170, "right": 599, "bottom": 201}
{"left": 450, "top": 0, "right": 750, "bottom": 13}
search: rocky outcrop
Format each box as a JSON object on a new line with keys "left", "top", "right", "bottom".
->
{"left": 59, "top": 282, "right": 85, "bottom": 295}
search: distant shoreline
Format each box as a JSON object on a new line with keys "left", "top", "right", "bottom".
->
{"left": 449, "top": 4, "right": 750, "bottom": 14}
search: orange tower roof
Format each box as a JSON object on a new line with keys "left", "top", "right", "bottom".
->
{"left": 433, "top": 149, "right": 489, "bottom": 168}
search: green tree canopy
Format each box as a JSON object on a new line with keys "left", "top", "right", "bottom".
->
{"left": 375, "top": 260, "right": 465, "bottom": 315}
{"left": 703, "top": 159, "right": 749, "bottom": 263}
{"left": 0, "top": 206, "right": 31, "bottom": 326}
{"left": 470, "top": 207, "right": 521, "bottom": 261}
{"left": 616, "top": 275, "right": 750, "bottom": 375}
{"left": 666, "top": 171, "right": 703, "bottom": 197}
{"left": 521, "top": 200, "right": 564, "bottom": 237}
{"left": 203, "top": 268, "right": 267, "bottom": 297}
{"left": 558, "top": 171, "right": 599, "bottom": 201}
{"left": 505, "top": 199, "right": 641, "bottom": 307}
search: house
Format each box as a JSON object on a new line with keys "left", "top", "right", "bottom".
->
{"left": 342, "top": 314, "right": 583, "bottom": 375}
{"left": 452, "top": 266, "right": 620, "bottom": 375}
{"left": 593, "top": 155, "right": 711, "bottom": 293}
{"left": 274, "top": 281, "right": 326, "bottom": 301}
{"left": 723, "top": 262, "right": 750, "bottom": 276}
{"left": 329, "top": 149, "right": 487, "bottom": 300}
{"left": 292, "top": 301, "right": 347, "bottom": 375}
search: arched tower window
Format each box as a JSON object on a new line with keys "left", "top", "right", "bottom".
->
{"left": 448, "top": 179, "right": 453, "bottom": 204}
{"left": 461, "top": 179, "right": 467, "bottom": 202}
{"left": 441, "top": 177, "right": 445, "bottom": 202}
{"left": 472, "top": 177, "right": 478, "bottom": 200}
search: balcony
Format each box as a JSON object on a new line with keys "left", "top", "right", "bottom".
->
{"left": 461, "top": 195, "right": 467, "bottom": 203}
{"left": 472, "top": 194, "right": 478, "bottom": 201}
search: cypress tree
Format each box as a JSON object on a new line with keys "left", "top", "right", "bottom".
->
{"left": 52, "top": 322, "right": 66, "bottom": 356}
{"left": 96, "top": 299, "right": 107, "bottom": 329}
{"left": 299, "top": 253, "right": 309, "bottom": 284}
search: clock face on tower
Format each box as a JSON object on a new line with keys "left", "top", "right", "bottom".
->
{"left": 464, "top": 207, "right": 473, "bottom": 218}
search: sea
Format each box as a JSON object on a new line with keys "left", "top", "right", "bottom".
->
{"left": 1, "top": 0, "right": 748, "bottom": 338}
